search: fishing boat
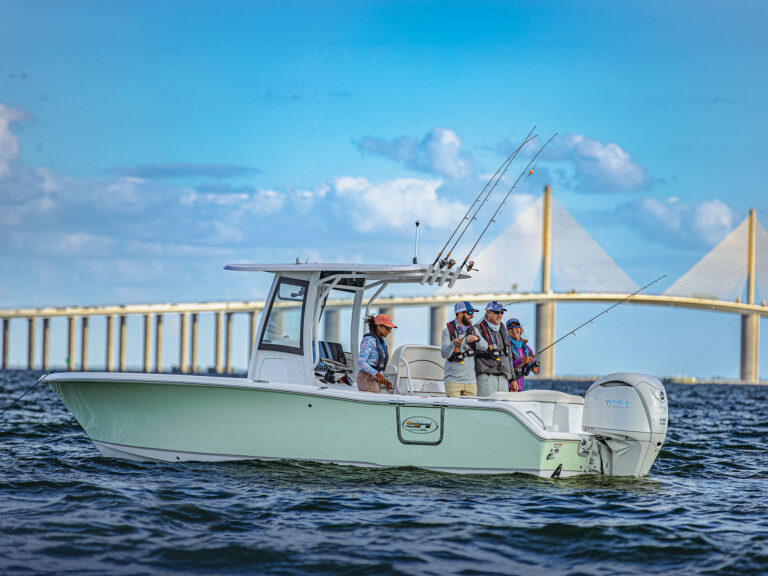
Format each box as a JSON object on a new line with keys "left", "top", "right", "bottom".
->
{"left": 44, "top": 262, "right": 668, "bottom": 477}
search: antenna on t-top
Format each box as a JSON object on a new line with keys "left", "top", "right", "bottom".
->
{"left": 413, "top": 220, "right": 420, "bottom": 264}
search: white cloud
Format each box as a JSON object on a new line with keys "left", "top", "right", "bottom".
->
{"left": 357, "top": 127, "right": 473, "bottom": 179}
{"left": 0, "top": 103, "right": 25, "bottom": 179}
{"left": 615, "top": 197, "right": 733, "bottom": 248}
{"left": 332, "top": 176, "right": 465, "bottom": 232}
{"left": 543, "top": 133, "right": 655, "bottom": 193}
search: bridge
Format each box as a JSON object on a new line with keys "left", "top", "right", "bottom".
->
{"left": 1, "top": 186, "right": 766, "bottom": 381}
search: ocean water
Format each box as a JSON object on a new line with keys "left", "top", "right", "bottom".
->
{"left": 0, "top": 370, "right": 766, "bottom": 575}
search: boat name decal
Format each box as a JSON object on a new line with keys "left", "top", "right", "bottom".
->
{"left": 402, "top": 416, "right": 439, "bottom": 434}
{"left": 605, "top": 399, "right": 631, "bottom": 408}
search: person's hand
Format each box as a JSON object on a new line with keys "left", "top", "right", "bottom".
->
{"left": 522, "top": 356, "right": 533, "bottom": 364}
{"left": 375, "top": 372, "right": 388, "bottom": 386}
{"left": 466, "top": 334, "right": 479, "bottom": 344}
{"left": 532, "top": 365, "right": 540, "bottom": 374}
{"left": 509, "top": 379, "right": 519, "bottom": 392}
{"left": 453, "top": 337, "right": 463, "bottom": 346}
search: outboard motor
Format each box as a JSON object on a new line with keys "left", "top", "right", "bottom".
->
{"left": 581, "top": 372, "right": 668, "bottom": 476}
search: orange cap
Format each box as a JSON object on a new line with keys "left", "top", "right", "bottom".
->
{"left": 374, "top": 313, "right": 397, "bottom": 328}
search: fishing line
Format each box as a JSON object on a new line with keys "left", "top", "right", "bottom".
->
{"left": 432, "top": 127, "right": 536, "bottom": 267}
{"left": 442, "top": 128, "right": 537, "bottom": 265}
{"left": 0, "top": 374, "right": 47, "bottom": 418}
{"left": 460, "top": 133, "right": 558, "bottom": 273}
{"left": 534, "top": 275, "right": 667, "bottom": 358}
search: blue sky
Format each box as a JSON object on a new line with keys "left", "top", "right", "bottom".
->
{"left": 1, "top": 1, "right": 767, "bottom": 378}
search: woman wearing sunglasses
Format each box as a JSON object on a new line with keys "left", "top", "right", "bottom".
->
{"left": 357, "top": 313, "right": 396, "bottom": 393}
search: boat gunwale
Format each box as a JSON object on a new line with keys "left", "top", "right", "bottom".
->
{"left": 43, "top": 371, "right": 586, "bottom": 442}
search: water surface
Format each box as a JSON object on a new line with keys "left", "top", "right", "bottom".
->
{"left": 1, "top": 371, "right": 766, "bottom": 575}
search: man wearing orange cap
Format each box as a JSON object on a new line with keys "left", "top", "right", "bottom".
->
{"left": 357, "top": 313, "right": 396, "bottom": 393}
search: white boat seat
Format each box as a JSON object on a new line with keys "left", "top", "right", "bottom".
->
{"left": 385, "top": 344, "right": 445, "bottom": 395}
{"left": 490, "top": 390, "right": 584, "bottom": 405}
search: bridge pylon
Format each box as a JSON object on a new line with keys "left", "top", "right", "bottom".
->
{"left": 740, "top": 208, "right": 759, "bottom": 382}
{"left": 535, "top": 185, "right": 556, "bottom": 378}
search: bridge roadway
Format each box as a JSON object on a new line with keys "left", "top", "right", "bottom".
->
{"left": 1, "top": 291, "right": 765, "bottom": 379}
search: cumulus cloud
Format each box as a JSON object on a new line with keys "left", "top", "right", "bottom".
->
{"left": 541, "top": 133, "right": 656, "bottom": 193}
{"left": 332, "top": 176, "right": 465, "bottom": 232}
{"left": 612, "top": 197, "right": 734, "bottom": 249}
{"left": 110, "top": 162, "right": 258, "bottom": 180}
{"left": 357, "top": 127, "right": 474, "bottom": 179}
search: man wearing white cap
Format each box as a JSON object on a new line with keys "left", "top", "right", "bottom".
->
{"left": 441, "top": 301, "right": 488, "bottom": 397}
{"left": 474, "top": 301, "right": 514, "bottom": 397}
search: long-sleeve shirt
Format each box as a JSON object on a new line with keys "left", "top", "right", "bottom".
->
{"left": 509, "top": 337, "right": 536, "bottom": 391}
{"left": 440, "top": 319, "right": 488, "bottom": 384}
{"left": 358, "top": 334, "right": 388, "bottom": 376}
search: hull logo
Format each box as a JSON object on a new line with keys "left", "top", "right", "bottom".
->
{"left": 402, "top": 416, "right": 439, "bottom": 434}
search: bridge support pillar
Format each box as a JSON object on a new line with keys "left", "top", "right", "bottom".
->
{"left": 740, "top": 208, "right": 759, "bottom": 382}
{"left": 429, "top": 305, "right": 445, "bottom": 347}
{"left": 740, "top": 313, "right": 759, "bottom": 382}
{"left": 378, "top": 306, "right": 396, "bottom": 351}
{"left": 535, "top": 302, "right": 556, "bottom": 378}
{"left": 324, "top": 308, "right": 340, "bottom": 343}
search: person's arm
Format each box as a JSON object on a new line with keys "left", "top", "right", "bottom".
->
{"left": 441, "top": 327, "right": 456, "bottom": 359}
{"left": 472, "top": 324, "right": 489, "bottom": 352}
{"left": 357, "top": 336, "right": 379, "bottom": 376}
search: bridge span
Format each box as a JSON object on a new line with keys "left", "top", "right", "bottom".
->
{"left": 1, "top": 186, "right": 766, "bottom": 381}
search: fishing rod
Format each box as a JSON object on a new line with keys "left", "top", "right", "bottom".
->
{"left": 430, "top": 127, "right": 536, "bottom": 268}
{"left": 439, "top": 128, "right": 537, "bottom": 268}
{"left": 0, "top": 373, "right": 47, "bottom": 419}
{"left": 458, "top": 133, "right": 557, "bottom": 274}
{"left": 533, "top": 275, "right": 667, "bottom": 358}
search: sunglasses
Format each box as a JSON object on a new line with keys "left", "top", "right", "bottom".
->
{"left": 490, "top": 310, "right": 504, "bottom": 315}
{"left": 462, "top": 311, "right": 475, "bottom": 316}
{"left": 380, "top": 326, "right": 393, "bottom": 332}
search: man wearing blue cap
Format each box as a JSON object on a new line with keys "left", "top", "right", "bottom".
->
{"left": 474, "top": 301, "right": 514, "bottom": 397}
{"left": 440, "top": 301, "right": 488, "bottom": 397}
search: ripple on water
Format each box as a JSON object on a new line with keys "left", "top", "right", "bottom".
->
{"left": 1, "top": 372, "right": 767, "bottom": 575}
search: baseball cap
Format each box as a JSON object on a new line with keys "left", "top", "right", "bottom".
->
{"left": 506, "top": 318, "right": 522, "bottom": 328}
{"left": 373, "top": 313, "right": 397, "bottom": 328}
{"left": 454, "top": 301, "right": 479, "bottom": 314}
{"left": 485, "top": 301, "right": 507, "bottom": 312}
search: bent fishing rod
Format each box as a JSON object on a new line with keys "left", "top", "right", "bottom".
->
{"left": 533, "top": 275, "right": 667, "bottom": 359}
{"left": 431, "top": 127, "right": 536, "bottom": 268}
{"left": 459, "top": 133, "right": 557, "bottom": 273}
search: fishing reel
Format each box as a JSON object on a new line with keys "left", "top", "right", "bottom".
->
{"left": 465, "top": 260, "right": 476, "bottom": 272}
{"left": 439, "top": 257, "right": 456, "bottom": 269}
